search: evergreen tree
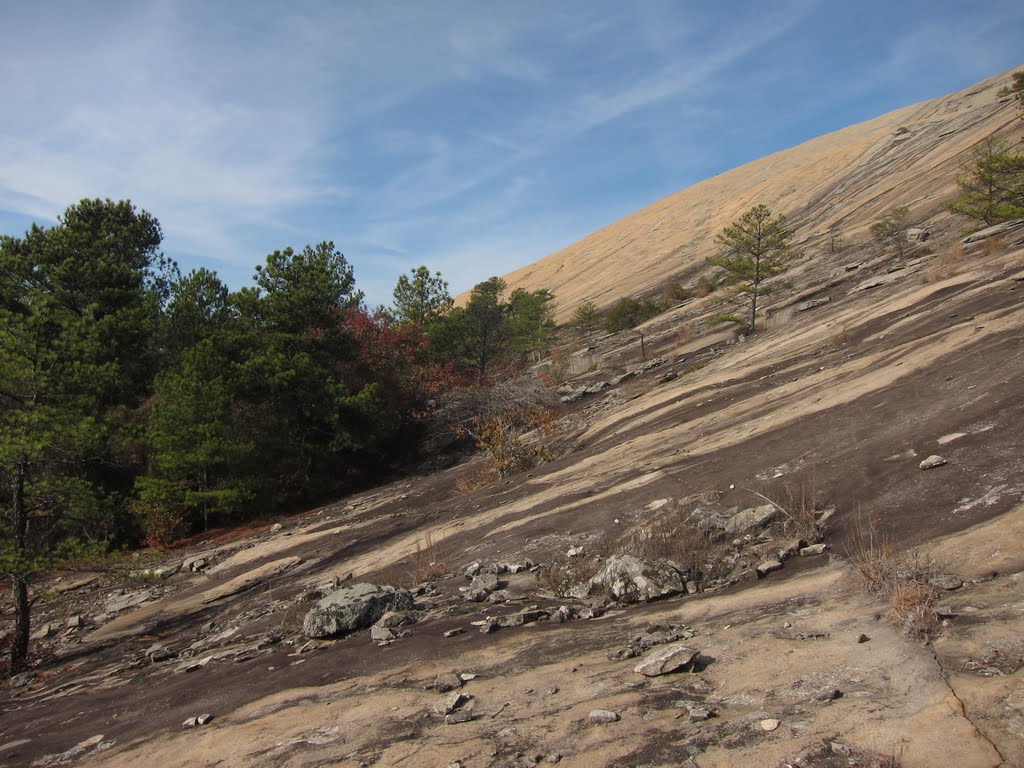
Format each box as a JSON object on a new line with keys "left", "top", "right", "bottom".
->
{"left": 392, "top": 266, "right": 452, "bottom": 327}
{"left": 572, "top": 300, "right": 600, "bottom": 336}
{"left": 507, "top": 288, "right": 555, "bottom": 363}
{"left": 945, "top": 138, "right": 1024, "bottom": 231}
{"left": 708, "top": 205, "right": 794, "bottom": 332}
{"left": 870, "top": 206, "right": 912, "bottom": 258}
{"left": 0, "top": 199, "right": 166, "bottom": 672}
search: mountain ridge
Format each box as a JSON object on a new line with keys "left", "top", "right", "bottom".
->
{"left": 475, "top": 66, "right": 1021, "bottom": 322}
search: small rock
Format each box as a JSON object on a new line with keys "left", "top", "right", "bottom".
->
{"left": 270, "top": 523, "right": 283, "bottom": 533}
{"left": 589, "top": 709, "right": 620, "bottom": 723}
{"left": 857, "top": 633, "right": 870, "bottom": 644}
{"left": 464, "top": 562, "right": 482, "bottom": 578}
{"left": 756, "top": 559, "right": 783, "bottom": 577}
{"left": 814, "top": 688, "right": 842, "bottom": 701}
{"left": 369, "top": 625, "right": 398, "bottom": 643}
{"left": 547, "top": 755, "right": 562, "bottom": 764}
{"left": 443, "top": 628, "right": 465, "bottom": 638}
{"left": 566, "top": 546, "right": 585, "bottom": 558}
{"left": 433, "top": 672, "right": 463, "bottom": 692}
{"left": 487, "top": 590, "right": 512, "bottom": 604}
{"left": 458, "top": 672, "right": 478, "bottom": 682}
{"left": 930, "top": 574, "right": 964, "bottom": 591}
{"left": 9, "top": 672, "right": 35, "bottom": 689}
{"left": 799, "top": 543, "right": 827, "bottom": 557}
{"left": 919, "top": 455, "right": 947, "bottom": 470}
{"left": 760, "top": 718, "right": 780, "bottom": 732}
{"left": 434, "top": 692, "right": 472, "bottom": 715}
{"left": 445, "top": 710, "right": 474, "bottom": 725}
{"left": 196, "top": 713, "right": 213, "bottom": 725}
{"left": 633, "top": 644, "right": 700, "bottom": 677}
{"left": 463, "top": 573, "right": 500, "bottom": 602}
{"left": 688, "top": 705, "right": 713, "bottom": 721}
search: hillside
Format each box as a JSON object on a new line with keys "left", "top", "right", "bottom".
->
{"left": 491, "top": 67, "right": 1021, "bottom": 322}
{"left": 2, "top": 68, "right": 1024, "bottom": 768}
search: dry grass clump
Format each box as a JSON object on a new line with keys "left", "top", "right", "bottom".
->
{"left": 925, "top": 242, "right": 966, "bottom": 282}
{"left": 607, "top": 500, "right": 731, "bottom": 584}
{"left": 754, "top": 468, "right": 823, "bottom": 543}
{"left": 411, "top": 530, "right": 449, "bottom": 583}
{"left": 848, "top": 513, "right": 940, "bottom": 639}
{"left": 539, "top": 554, "right": 603, "bottom": 597}
{"left": 983, "top": 233, "right": 1004, "bottom": 257}
{"left": 829, "top": 324, "right": 850, "bottom": 349}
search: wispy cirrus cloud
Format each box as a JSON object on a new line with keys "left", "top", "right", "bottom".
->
{"left": 1, "top": 1, "right": 1021, "bottom": 305}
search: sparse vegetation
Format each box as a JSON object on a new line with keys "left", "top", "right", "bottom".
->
{"left": 944, "top": 138, "right": 1024, "bottom": 231}
{"left": 602, "top": 296, "right": 667, "bottom": 332}
{"left": 870, "top": 206, "right": 912, "bottom": 258}
{"left": 695, "top": 272, "right": 725, "bottom": 296}
{"left": 752, "top": 468, "right": 824, "bottom": 544}
{"left": 997, "top": 69, "right": 1024, "bottom": 119}
{"left": 848, "top": 512, "right": 940, "bottom": 639}
{"left": 571, "top": 300, "right": 601, "bottom": 336}
{"left": 707, "top": 204, "right": 795, "bottom": 333}
{"left": 411, "top": 530, "right": 449, "bottom": 583}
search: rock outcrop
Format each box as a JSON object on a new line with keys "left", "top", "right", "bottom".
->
{"left": 303, "top": 583, "right": 415, "bottom": 639}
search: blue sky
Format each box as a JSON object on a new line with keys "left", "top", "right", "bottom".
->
{"left": 1, "top": 1, "right": 1022, "bottom": 308}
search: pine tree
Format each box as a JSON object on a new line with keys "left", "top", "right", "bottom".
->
{"left": 707, "top": 205, "right": 794, "bottom": 332}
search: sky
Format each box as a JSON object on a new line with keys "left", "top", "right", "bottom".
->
{"left": 2, "top": 1, "right": 1023, "bottom": 308}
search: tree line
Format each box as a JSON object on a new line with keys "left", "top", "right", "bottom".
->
{"left": 0, "top": 199, "right": 554, "bottom": 670}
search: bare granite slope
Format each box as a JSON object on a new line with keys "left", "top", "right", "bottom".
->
{"left": 487, "top": 67, "right": 1022, "bottom": 322}
{"left": 3, "top": 69, "right": 1024, "bottom": 768}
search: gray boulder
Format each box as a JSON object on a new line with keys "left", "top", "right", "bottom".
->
{"left": 462, "top": 573, "right": 500, "bottom": 602}
{"left": 689, "top": 505, "right": 734, "bottom": 536}
{"left": 303, "top": 583, "right": 414, "bottom": 639}
{"left": 586, "top": 554, "right": 687, "bottom": 603}
{"left": 724, "top": 504, "right": 777, "bottom": 535}
{"left": 633, "top": 643, "right": 700, "bottom": 677}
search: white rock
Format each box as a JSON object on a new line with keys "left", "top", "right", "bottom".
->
{"left": 920, "top": 455, "right": 947, "bottom": 470}
{"left": 760, "top": 718, "right": 780, "bottom": 732}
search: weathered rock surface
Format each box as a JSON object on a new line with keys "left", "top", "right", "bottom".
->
{"left": 633, "top": 643, "right": 700, "bottom": 676}
{"left": 105, "top": 590, "right": 157, "bottom": 614}
{"left": 303, "top": 583, "right": 415, "bottom": 639}
{"left": 724, "top": 504, "right": 777, "bottom": 535}
{"left": 586, "top": 554, "right": 687, "bottom": 603}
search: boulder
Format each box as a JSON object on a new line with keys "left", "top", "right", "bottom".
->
{"left": 589, "top": 709, "right": 620, "bottom": 723}
{"left": 303, "top": 583, "right": 415, "bottom": 639}
{"left": 688, "top": 505, "right": 734, "bottom": 536}
{"left": 633, "top": 643, "right": 700, "bottom": 676}
{"left": 586, "top": 554, "right": 687, "bottom": 603}
{"left": 756, "top": 559, "right": 784, "bottom": 577}
{"left": 462, "top": 573, "right": 500, "bottom": 602}
{"left": 724, "top": 504, "right": 777, "bottom": 535}
{"left": 919, "top": 455, "right": 947, "bottom": 470}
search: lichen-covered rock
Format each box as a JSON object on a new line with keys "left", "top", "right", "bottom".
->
{"left": 586, "top": 554, "right": 687, "bottom": 603}
{"left": 303, "top": 583, "right": 414, "bottom": 639}
{"left": 633, "top": 643, "right": 700, "bottom": 676}
{"left": 724, "top": 504, "right": 777, "bottom": 535}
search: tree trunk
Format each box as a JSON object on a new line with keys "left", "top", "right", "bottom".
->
{"left": 10, "top": 459, "right": 30, "bottom": 672}
{"left": 11, "top": 576, "right": 30, "bottom": 672}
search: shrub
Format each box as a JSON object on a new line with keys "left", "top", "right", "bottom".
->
{"left": 603, "top": 296, "right": 667, "bottom": 332}
{"left": 847, "top": 513, "right": 940, "bottom": 638}
{"left": 475, "top": 404, "right": 554, "bottom": 479}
